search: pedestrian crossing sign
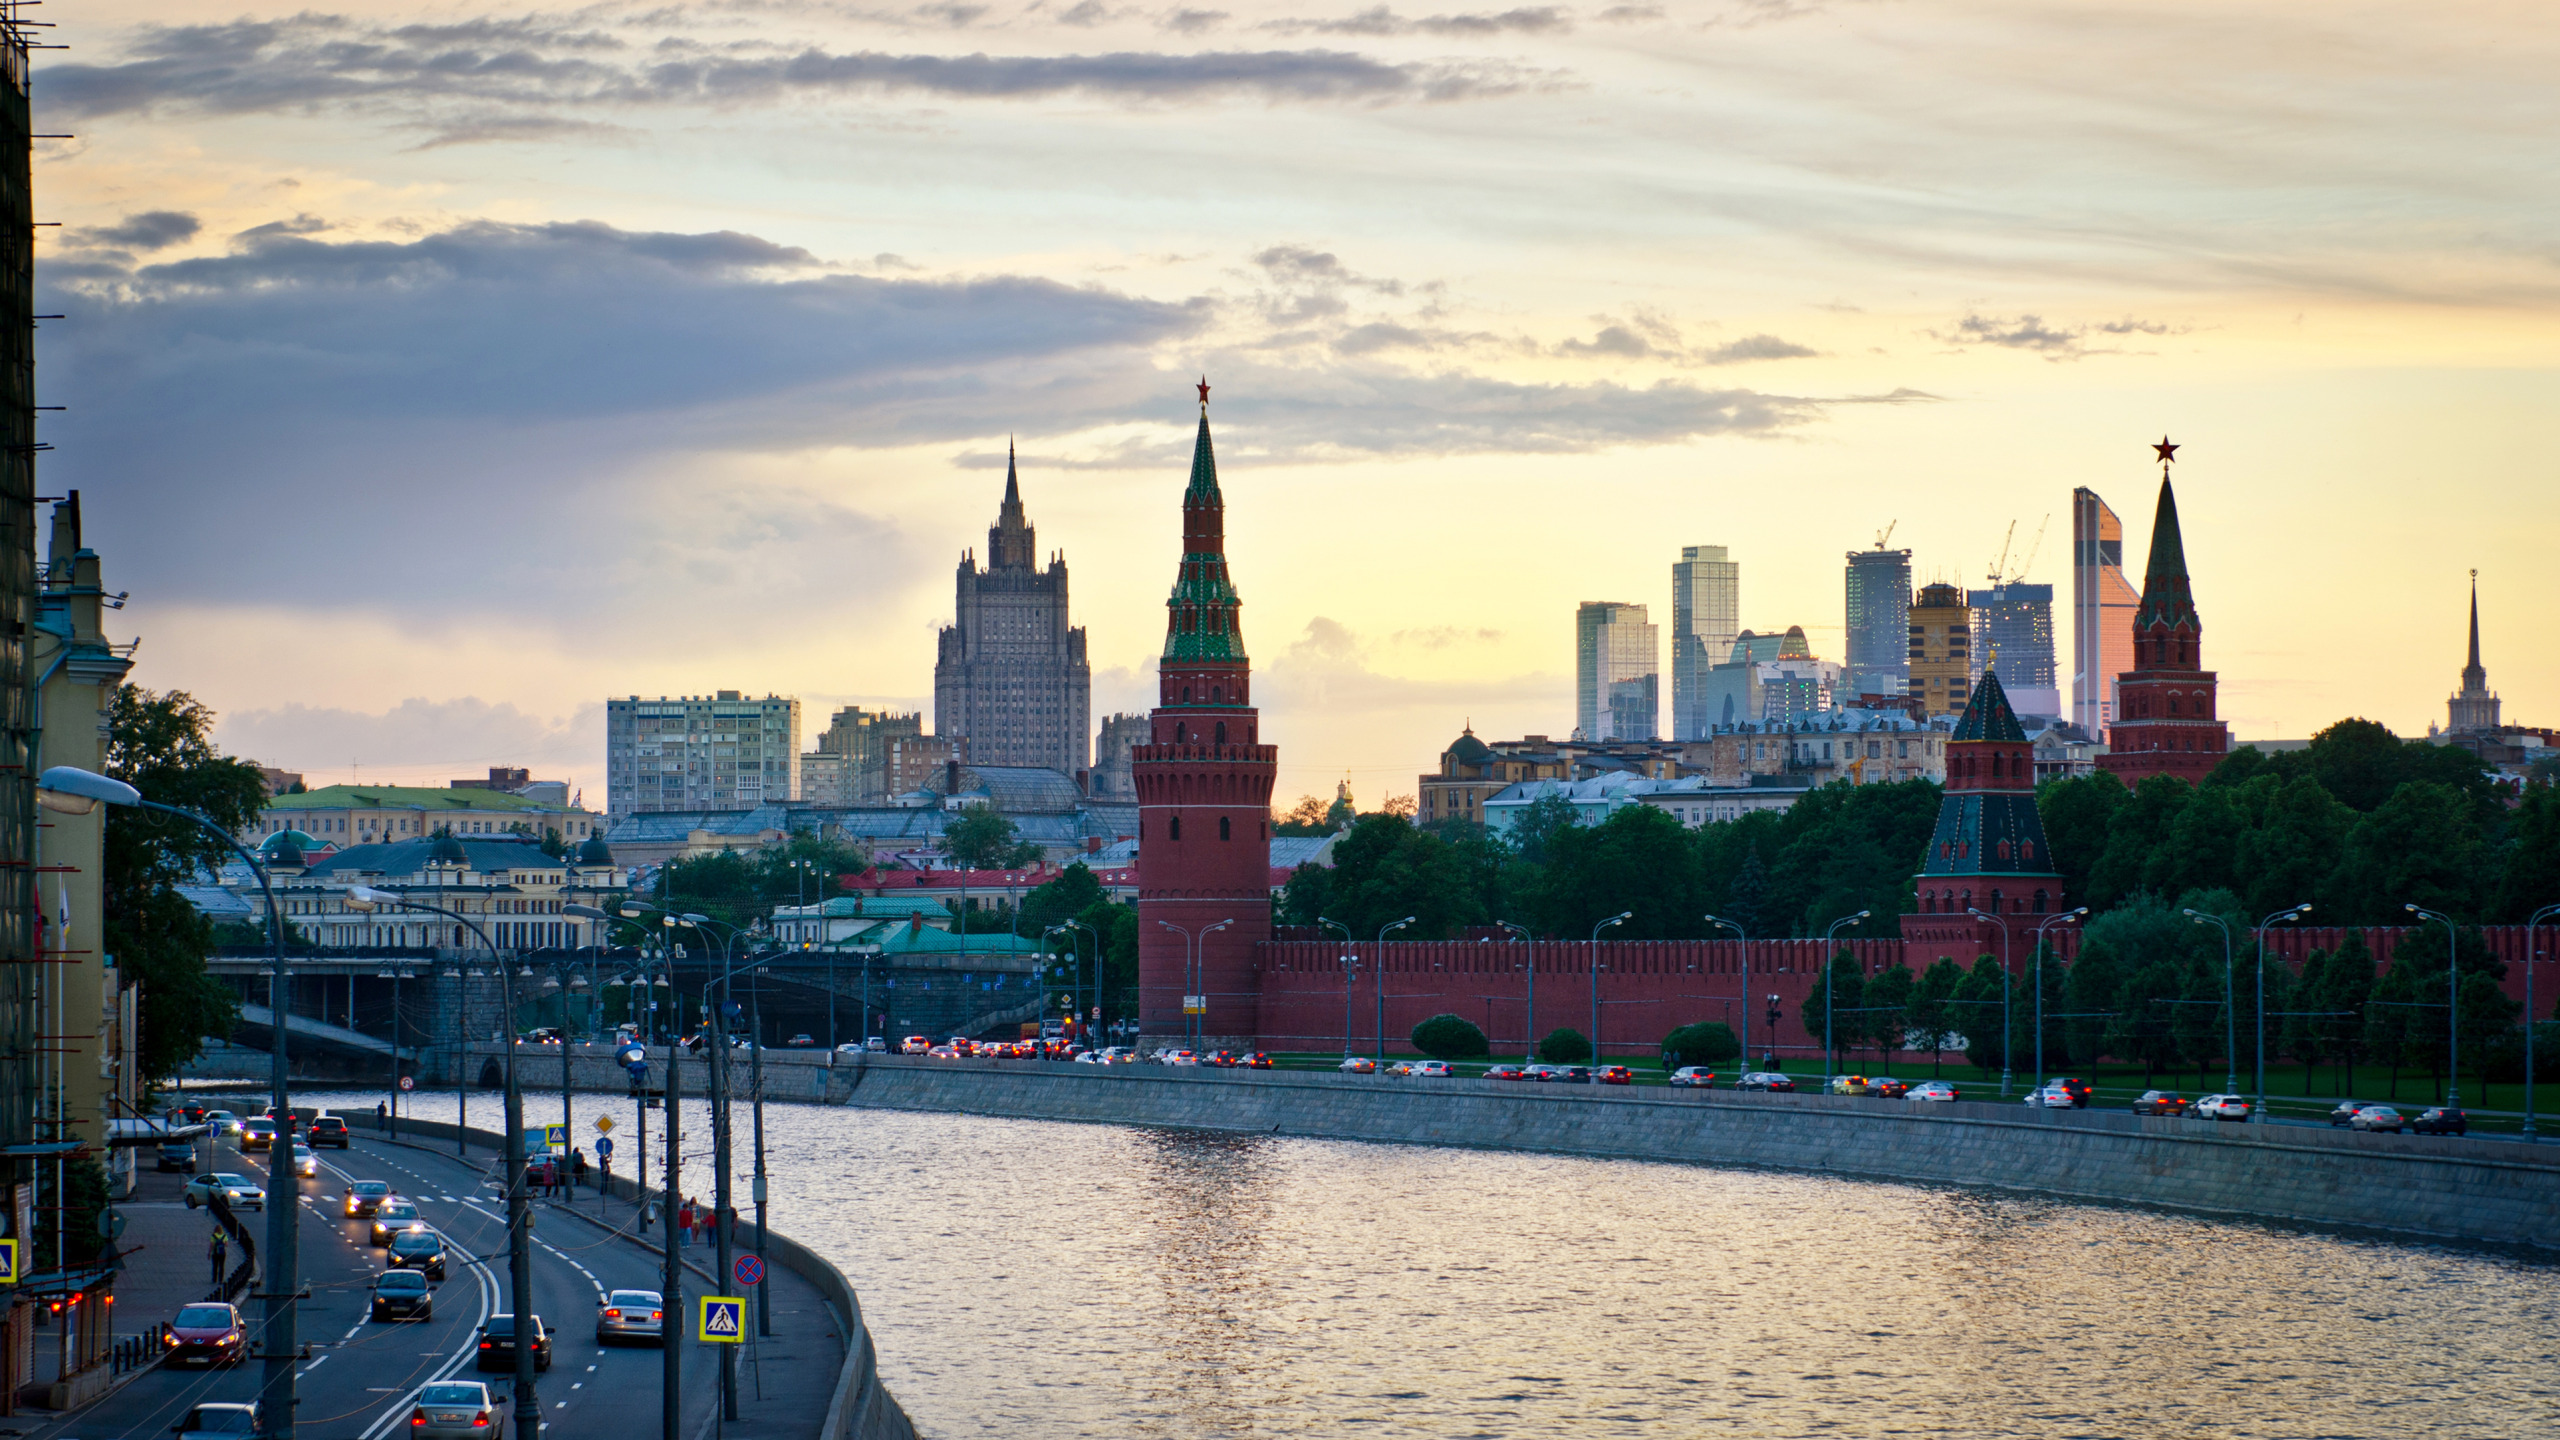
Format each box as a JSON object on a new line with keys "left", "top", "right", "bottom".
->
{"left": 543, "top": 1124, "right": 567, "bottom": 1150}
{"left": 0, "top": 1238, "right": 16, "bottom": 1284}
{"left": 698, "top": 1296, "right": 746, "bottom": 1343}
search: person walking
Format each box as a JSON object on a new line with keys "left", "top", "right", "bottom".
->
{"left": 571, "top": 1148, "right": 589, "bottom": 1193}
{"left": 375, "top": 1101, "right": 388, "bottom": 1133}
{"left": 676, "top": 1198, "right": 695, "bottom": 1247}
{"left": 208, "top": 1230, "right": 228, "bottom": 1287}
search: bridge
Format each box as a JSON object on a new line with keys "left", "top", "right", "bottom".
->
{"left": 229, "top": 1002, "right": 419, "bottom": 1065}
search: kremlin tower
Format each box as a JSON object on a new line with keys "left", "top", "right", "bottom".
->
{"left": 1133, "top": 383, "right": 1276, "bottom": 1049}
{"left": 1903, "top": 667, "right": 2066, "bottom": 951}
{"left": 2098, "top": 439, "right": 2229, "bottom": 785}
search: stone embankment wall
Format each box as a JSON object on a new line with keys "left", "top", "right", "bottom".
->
{"left": 836, "top": 1057, "right": 2560, "bottom": 1251}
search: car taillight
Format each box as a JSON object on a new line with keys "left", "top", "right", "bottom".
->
{"left": 651, "top": 1310, "right": 663, "bottom": 1321}
{"left": 479, "top": 1340, "right": 492, "bottom": 1350}
{"left": 604, "top": 1308, "right": 621, "bottom": 1319}
{"left": 473, "top": 1413, "right": 491, "bottom": 1428}
{"left": 412, "top": 1411, "right": 428, "bottom": 1427}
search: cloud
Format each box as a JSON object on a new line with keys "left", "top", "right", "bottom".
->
{"left": 40, "top": 15, "right": 1542, "bottom": 122}
{"left": 1261, "top": 617, "right": 1553, "bottom": 713}
{"left": 214, "top": 697, "right": 603, "bottom": 787}
{"left": 1159, "top": 8, "right": 1230, "bottom": 33}
{"left": 1554, "top": 313, "right": 1819, "bottom": 365}
{"left": 1931, "top": 311, "right": 2184, "bottom": 360}
{"left": 1263, "top": 7, "right": 1571, "bottom": 37}
{"left": 1595, "top": 5, "right": 1663, "bottom": 20}
{"left": 71, "top": 210, "right": 199, "bottom": 252}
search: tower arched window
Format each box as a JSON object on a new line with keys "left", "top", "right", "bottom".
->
{"left": 2168, "top": 694, "right": 2181, "bottom": 715}
{"left": 1219, "top": 816, "right": 1231, "bottom": 840}
{"left": 1174, "top": 722, "right": 1187, "bottom": 743}
{"left": 2033, "top": 889, "right": 2048, "bottom": 914}
{"left": 1182, "top": 686, "right": 1192, "bottom": 703}
{"left": 1216, "top": 721, "right": 1228, "bottom": 745}
{"left": 1170, "top": 815, "right": 1181, "bottom": 841}
{"left": 1212, "top": 686, "right": 1222, "bottom": 704}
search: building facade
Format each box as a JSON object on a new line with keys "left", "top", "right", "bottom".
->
{"left": 1968, "top": 580, "right": 2060, "bottom": 719}
{"left": 1844, "top": 545, "right": 1913, "bottom": 700}
{"left": 933, "top": 451, "right": 1091, "bottom": 779}
{"left": 803, "top": 706, "right": 922, "bottom": 807}
{"left": 2071, "top": 486, "right": 2140, "bottom": 737}
{"left": 1575, "top": 601, "right": 1659, "bottom": 741}
{"left": 1089, "top": 712, "right": 1149, "bottom": 800}
{"left": 255, "top": 784, "right": 603, "bottom": 848}
{"left": 1908, "top": 583, "right": 1972, "bottom": 718}
{"left": 2099, "top": 465, "right": 2230, "bottom": 784}
{"left": 605, "top": 692, "right": 801, "bottom": 814}
{"left": 1135, "top": 391, "right": 1275, "bottom": 1047}
{"left": 2446, "top": 573, "right": 2500, "bottom": 734}
{"left": 1670, "top": 545, "right": 1741, "bottom": 739}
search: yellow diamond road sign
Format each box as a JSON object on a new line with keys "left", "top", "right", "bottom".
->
{"left": 594, "top": 1115, "right": 614, "bottom": 1134}
{"left": 699, "top": 1296, "right": 746, "bottom": 1343}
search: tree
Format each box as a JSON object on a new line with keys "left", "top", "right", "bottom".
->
{"left": 2060, "top": 924, "right": 2130, "bottom": 1076}
{"left": 104, "top": 685, "right": 268, "bottom": 1081}
{"left": 1302, "top": 814, "right": 1495, "bottom": 941}
{"left": 944, "top": 808, "right": 1037, "bottom": 870}
{"left": 1274, "top": 795, "right": 1332, "bottom": 837}
{"left": 1862, "top": 962, "right": 1914, "bottom": 1062}
{"left": 1412, "top": 1013, "right": 1491, "bottom": 1060}
{"left": 1802, "top": 950, "right": 1865, "bottom": 1073}
{"left": 1020, "top": 862, "right": 1105, "bottom": 938}
{"left": 1538, "top": 1027, "right": 1592, "bottom": 1063}
{"left": 2086, "top": 774, "right": 2192, "bottom": 912}
{"left": 1905, "top": 957, "right": 1966, "bottom": 1074}
{"left": 2491, "top": 780, "right": 2560, "bottom": 922}
{"left": 2036, "top": 770, "right": 2127, "bottom": 909}
{"left": 1506, "top": 793, "right": 1581, "bottom": 866}
{"left": 2231, "top": 775, "right": 2353, "bottom": 920}
{"left": 2387, "top": 922, "right": 2520, "bottom": 1102}
{"left": 1526, "top": 804, "right": 1704, "bottom": 940}
{"left": 1952, "top": 954, "right": 2010, "bottom": 1075}
{"left": 2107, "top": 958, "right": 2187, "bottom": 1086}
{"left": 1663, "top": 1021, "right": 1741, "bottom": 1070}
{"left": 2282, "top": 944, "right": 2336, "bottom": 1087}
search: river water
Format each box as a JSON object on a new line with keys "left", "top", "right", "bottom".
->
{"left": 265, "top": 1086, "right": 2559, "bottom": 1438}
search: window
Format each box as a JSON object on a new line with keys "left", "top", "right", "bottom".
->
{"left": 1170, "top": 815, "right": 1181, "bottom": 841}
{"left": 1219, "top": 816, "right": 1231, "bottom": 840}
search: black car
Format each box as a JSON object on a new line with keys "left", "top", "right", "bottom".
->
{"left": 2411, "top": 1106, "right": 2468, "bottom": 1136}
{"left": 308, "top": 1115, "right": 351, "bottom": 1149}
{"left": 371, "top": 1269, "right": 434, "bottom": 1322}
{"left": 388, "top": 1228, "right": 447, "bottom": 1280}
{"left": 2328, "top": 1099, "right": 2374, "bottom": 1127}
{"left": 1552, "top": 1065, "right": 1592, "bottom": 1084}
{"left": 1737, "top": 1071, "right": 1796, "bottom": 1092}
{"left": 477, "top": 1314, "right": 552, "bottom": 1372}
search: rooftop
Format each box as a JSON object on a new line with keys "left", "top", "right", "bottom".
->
{"left": 265, "top": 785, "right": 581, "bottom": 815}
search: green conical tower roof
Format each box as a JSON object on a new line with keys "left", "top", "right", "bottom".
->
{"left": 2134, "top": 476, "right": 2196, "bottom": 630}
{"left": 1950, "top": 667, "right": 2028, "bottom": 743}
{"left": 1184, "top": 410, "right": 1221, "bottom": 507}
{"left": 1163, "top": 388, "right": 1245, "bottom": 663}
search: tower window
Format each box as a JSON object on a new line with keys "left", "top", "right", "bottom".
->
{"left": 1216, "top": 721, "right": 1228, "bottom": 745}
{"left": 1219, "top": 816, "right": 1231, "bottom": 840}
{"left": 1170, "top": 815, "right": 1182, "bottom": 841}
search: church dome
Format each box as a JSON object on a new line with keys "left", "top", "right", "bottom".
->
{"left": 1447, "top": 727, "right": 1493, "bottom": 765}
{"left": 577, "top": 834, "right": 614, "bottom": 866}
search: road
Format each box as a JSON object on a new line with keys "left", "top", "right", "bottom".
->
{"left": 44, "top": 1129, "right": 736, "bottom": 1440}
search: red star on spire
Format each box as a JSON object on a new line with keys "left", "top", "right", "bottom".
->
{"left": 2152, "top": 435, "right": 2179, "bottom": 464}
{"left": 1197, "top": 376, "right": 1211, "bottom": 407}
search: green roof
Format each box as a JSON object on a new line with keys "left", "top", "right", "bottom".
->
{"left": 265, "top": 785, "right": 570, "bottom": 813}
{"left": 1951, "top": 669, "right": 2029, "bottom": 744}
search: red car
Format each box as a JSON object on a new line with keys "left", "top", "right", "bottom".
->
{"left": 1865, "top": 1078, "right": 1909, "bottom": 1099}
{"left": 1596, "top": 1065, "right": 1634, "bottom": 1086}
{"left": 1483, "top": 1063, "right": 1526, "bottom": 1081}
{"left": 166, "top": 1302, "right": 246, "bottom": 1367}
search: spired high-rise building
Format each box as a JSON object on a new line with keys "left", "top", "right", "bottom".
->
{"left": 1576, "top": 601, "right": 1659, "bottom": 741}
{"left": 933, "top": 447, "right": 1092, "bottom": 780}
{"left": 2071, "top": 487, "right": 2139, "bottom": 737}
{"left": 2446, "top": 572, "right": 2501, "bottom": 735}
{"left": 1844, "top": 544, "right": 1913, "bottom": 701}
{"left": 1671, "top": 545, "right": 1740, "bottom": 740}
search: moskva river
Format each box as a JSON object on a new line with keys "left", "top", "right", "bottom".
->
{"left": 272, "top": 1087, "right": 2560, "bottom": 1438}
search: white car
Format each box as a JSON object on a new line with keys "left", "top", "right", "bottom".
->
{"left": 1667, "top": 1066, "right": 1718, "bottom": 1089}
{"left": 2193, "top": 1093, "right": 2254, "bottom": 1122}
{"left": 1907, "top": 1080, "right": 1962, "bottom": 1102}
{"left": 1163, "top": 1050, "right": 1200, "bottom": 1067}
{"left": 1409, "top": 1060, "right": 1454, "bottom": 1078}
{"left": 290, "top": 1143, "right": 319, "bottom": 1178}
{"left": 203, "top": 1110, "right": 243, "bottom": 1136}
{"left": 2025, "top": 1086, "right": 2076, "bottom": 1109}
{"left": 185, "top": 1173, "right": 264, "bottom": 1210}
{"left": 1337, "top": 1056, "right": 1377, "bottom": 1074}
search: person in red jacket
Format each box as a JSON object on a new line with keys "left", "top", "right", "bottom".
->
{"left": 675, "top": 1198, "right": 695, "bottom": 1247}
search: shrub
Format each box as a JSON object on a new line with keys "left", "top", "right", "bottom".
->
{"left": 1662, "top": 1021, "right": 1741, "bottom": 1070}
{"left": 1538, "top": 1027, "right": 1593, "bottom": 1064}
{"left": 1410, "top": 1013, "right": 1490, "bottom": 1060}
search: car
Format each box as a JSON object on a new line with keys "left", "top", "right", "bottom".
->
{"left": 1827, "top": 1075, "right": 1871, "bottom": 1096}
{"left": 371, "top": 1267, "right": 434, "bottom": 1322}
{"left": 290, "top": 1143, "right": 319, "bottom": 1178}
{"left": 1865, "top": 1078, "right": 1909, "bottom": 1099}
{"left": 2329, "top": 1099, "right": 2376, "bottom": 1127}
{"left": 168, "top": 1103, "right": 209, "bottom": 1127}
{"left": 410, "top": 1382, "right": 510, "bottom": 1440}
{"left": 185, "top": 1173, "right": 263, "bottom": 1211}
{"left": 171, "top": 1402, "right": 262, "bottom": 1439}
{"left": 1337, "top": 1056, "right": 1376, "bottom": 1073}
{"left": 596, "top": 1288, "right": 666, "bottom": 1345}
{"left": 344, "top": 1180, "right": 394, "bottom": 1217}
{"left": 1241, "top": 1052, "right": 1272, "bottom": 1069}
{"left": 2411, "top": 1106, "right": 2468, "bottom": 1136}
{"left": 1553, "top": 1065, "right": 1592, "bottom": 1084}
{"left": 787, "top": 1034, "right": 815, "bottom": 1047}
{"left": 165, "top": 1303, "right": 246, "bottom": 1367}
{"left": 2025, "top": 1085, "right": 2076, "bottom": 1109}
{"left": 387, "top": 1227, "right": 447, "bottom": 1279}
{"left": 1484, "top": 1063, "right": 1526, "bottom": 1081}
{"left": 203, "top": 1109, "right": 243, "bottom": 1136}
{"left": 1163, "top": 1050, "right": 1200, "bottom": 1067}
{"left": 525, "top": 1156, "right": 561, "bottom": 1189}
{"left": 1595, "top": 1065, "right": 1633, "bottom": 1086}
{"left": 2047, "top": 1077, "right": 2094, "bottom": 1108}
{"left": 372, "top": 1200, "right": 425, "bottom": 1245}
{"left": 835, "top": 1042, "right": 866, "bottom": 1055}
{"left": 1411, "top": 1060, "right": 1455, "bottom": 1078}
{"left": 866, "top": 1037, "right": 888, "bottom": 1052}
{"left": 1074, "top": 1050, "right": 1109, "bottom": 1064}
{"left": 1908, "top": 1080, "right": 1961, "bottom": 1102}
{"left": 1667, "top": 1066, "right": 1717, "bottom": 1088}
{"left": 1205, "top": 1050, "right": 1240, "bottom": 1068}
{"left": 308, "top": 1114, "right": 351, "bottom": 1149}
{"left": 1737, "top": 1071, "right": 1795, "bottom": 1092}
{"left": 157, "top": 1139, "right": 197, "bottom": 1173}
{"left": 2132, "top": 1090, "right": 2191, "bottom": 1116}
{"left": 1523, "top": 1063, "right": 1566, "bottom": 1082}
{"left": 2351, "top": 1104, "right": 2406, "bottom": 1133}
{"left": 901, "top": 1036, "right": 930, "bottom": 1054}
{"left": 1384, "top": 1060, "right": 1418, "bottom": 1077}
{"left": 239, "top": 1118, "right": 277, "bottom": 1151}
{"left": 2193, "top": 1093, "right": 2254, "bottom": 1122}
{"left": 477, "top": 1314, "right": 552, "bottom": 1372}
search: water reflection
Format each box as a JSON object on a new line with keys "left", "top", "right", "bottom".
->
{"left": 281, "top": 1091, "right": 2560, "bottom": 1438}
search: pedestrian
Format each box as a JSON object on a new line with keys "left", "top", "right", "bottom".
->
{"left": 208, "top": 1230, "right": 227, "bottom": 1287}
{"left": 571, "top": 1148, "right": 588, "bottom": 1192}
{"left": 676, "top": 1198, "right": 695, "bottom": 1246}
{"left": 375, "top": 1101, "right": 388, "bottom": 1133}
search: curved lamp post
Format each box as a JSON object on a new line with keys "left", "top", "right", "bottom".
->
{"left": 38, "top": 766, "right": 306, "bottom": 1438}
{"left": 1587, "top": 912, "right": 1632, "bottom": 1064}
{"left": 2404, "top": 904, "right": 2462, "bottom": 1107}
{"left": 1378, "top": 916, "right": 1415, "bottom": 1060}
{"left": 344, "top": 884, "right": 537, "bottom": 1436}
{"left": 1056, "top": 917, "right": 1098, "bottom": 1045}
{"left": 1821, "top": 910, "right": 1871, "bottom": 1081}
{"left": 2030, "top": 909, "right": 2088, "bottom": 1093}
{"left": 1965, "top": 908, "right": 2014, "bottom": 1097}
{"left": 1317, "top": 917, "right": 1355, "bottom": 1058}
{"left": 2528, "top": 903, "right": 2559, "bottom": 1142}
{"left": 1704, "top": 913, "right": 1747, "bottom": 1079}
{"left": 2252, "top": 904, "right": 2312, "bottom": 1121}
{"left": 1494, "top": 921, "right": 1534, "bottom": 1063}
{"left": 2182, "top": 908, "right": 2238, "bottom": 1096}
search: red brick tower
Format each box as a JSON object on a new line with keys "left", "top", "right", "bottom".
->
{"left": 1904, "top": 668, "right": 2066, "bottom": 952}
{"left": 2099, "top": 439, "right": 2229, "bottom": 785}
{"left": 1134, "top": 382, "right": 1275, "bottom": 1049}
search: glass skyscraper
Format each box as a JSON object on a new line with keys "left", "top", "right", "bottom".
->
{"left": 1576, "top": 601, "right": 1659, "bottom": 741}
{"left": 1670, "top": 545, "right": 1740, "bottom": 739}
{"left": 1844, "top": 546, "right": 1912, "bottom": 700}
{"left": 2071, "top": 487, "right": 2139, "bottom": 735}
{"left": 1967, "top": 581, "right": 2060, "bottom": 719}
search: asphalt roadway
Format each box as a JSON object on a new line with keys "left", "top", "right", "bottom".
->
{"left": 41, "top": 1130, "right": 744, "bottom": 1440}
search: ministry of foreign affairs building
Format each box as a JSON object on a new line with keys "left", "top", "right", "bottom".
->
{"left": 934, "top": 450, "right": 1093, "bottom": 782}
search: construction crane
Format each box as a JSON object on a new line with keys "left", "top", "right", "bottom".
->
{"left": 2013, "top": 514, "right": 2049, "bottom": 583}
{"left": 1874, "top": 520, "right": 1898, "bottom": 549}
{"left": 1984, "top": 514, "right": 2052, "bottom": 587}
{"left": 1986, "top": 520, "right": 2016, "bottom": 585}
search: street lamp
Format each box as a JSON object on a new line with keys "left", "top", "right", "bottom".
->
{"left": 2252, "top": 904, "right": 2311, "bottom": 1121}
{"left": 1055, "top": 917, "right": 1098, "bottom": 1046}
{"left": 1965, "top": 908, "right": 2014, "bottom": 1097}
{"left": 38, "top": 766, "right": 306, "bottom": 1439}
{"left": 2031, "top": 909, "right": 2088, "bottom": 1093}
{"left": 1494, "top": 921, "right": 1534, "bottom": 1063}
{"left": 1156, "top": 919, "right": 1234, "bottom": 1051}
{"left": 1703, "top": 913, "right": 1747, "bottom": 1080}
{"left": 2183, "top": 908, "right": 2238, "bottom": 1096}
{"left": 2404, "top": 904, "right": 2463, "bottom": 1107}
{"left": 345, "top": 884, "right": 539, "bottom": 1436}
{"left": 1318, "top": 917, "right": 1355, "bottom": 1058}
{"left": 1587, "top": 912, "right": 1632, "bottom": 1064}
{"left": 2529, "top": 903, "right": 2558, "bottom": 1142}
{"left": 1378, "top": 916, "right": 1416, "bottom": 1060}
{"left": 1820, "top": 910, "right": 1871, "bottom": 1081}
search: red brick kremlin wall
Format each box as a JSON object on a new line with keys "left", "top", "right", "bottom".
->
{"left": 1251, "top": 926, "right": 2556, "bottom": 1059}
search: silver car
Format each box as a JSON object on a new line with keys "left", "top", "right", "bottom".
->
{"left": 410, "top": 1381, "right": 508, "bottom": 1440}
{"left": 596, "top": 1288, "right": 664, "bottom": 1345}
{"left": 184, "top": 1172, "right": 264, "bottom": 1210}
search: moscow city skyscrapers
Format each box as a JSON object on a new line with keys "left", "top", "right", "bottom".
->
{"left": 1670, "top": 545, "right": 1740, "bottom": 740}
{"left": 1844, "top": 544, "right": 1913, "bottom": 701}
{"left": 1576, "top": 601, "right": 1660, "bottom": 741}
{"left": 1968, "top": 581, "right": 2060, "bottom": 719}
{"left": 2071, "top": 487, "right": 2139, "bottom": 736}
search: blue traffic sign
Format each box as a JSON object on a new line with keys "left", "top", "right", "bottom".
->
{"left": 698, "top": 1296, "right": 745, "bottom": 1343}
{"left": 733, "top": 1253, "right": 763, "bottom": 1288}
{"left": 595, "top": 1137, "right": 614, "bottom": 1157}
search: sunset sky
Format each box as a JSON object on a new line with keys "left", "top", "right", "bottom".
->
{"left": 36, "top": 0, "right": 2558, "bottom": 808}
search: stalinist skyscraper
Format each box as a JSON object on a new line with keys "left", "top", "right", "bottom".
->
{"left": 934, "top": 447, "right": 1092, "bottom": 779}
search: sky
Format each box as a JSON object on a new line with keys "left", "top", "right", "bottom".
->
{"left": 31, "top": 0, "right": 2560, "bottom": 810}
